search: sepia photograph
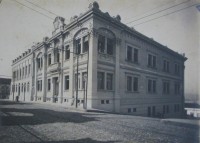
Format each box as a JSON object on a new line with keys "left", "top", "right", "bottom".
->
{"left": 0, "top": 0, "right": 199, "bottom": 142}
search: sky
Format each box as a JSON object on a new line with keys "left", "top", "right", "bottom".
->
{"left": 0, "top": 0, "right": 199, "bottom": 102}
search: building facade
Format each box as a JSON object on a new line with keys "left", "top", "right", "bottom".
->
{"left": 10, "top": 2, "right": 187, "bottom": 118}
{"left": 0, "top": 78, "right": 11, "bottom": 99}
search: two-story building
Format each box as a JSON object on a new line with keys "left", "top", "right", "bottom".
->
{"left": 10, "top": 1, "right": 187, "bottom": 118}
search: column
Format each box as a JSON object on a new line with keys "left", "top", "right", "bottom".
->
{"left": 114, "top": 38, "right": 121, "bottom": 113}
{"left": 34, "top": 58, "right": 37, "bottom": 101}
{"left": 42, "top": 47, "right": 47, "bottom": 102}
{"left": 69, "top": 40, "right": 75, "bottom": 106}
{"left": 58, "top": 37, "right": 64, "bottom": 103}
{"left": 51, "top": 77, "right": 54, "bottom": 103}
{"left": 87, "top": 29, "right": 98, "bottom": 109}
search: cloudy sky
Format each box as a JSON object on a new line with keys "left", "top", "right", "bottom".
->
{"left": 0, "top": 0, "right": 199, "bottom": 101}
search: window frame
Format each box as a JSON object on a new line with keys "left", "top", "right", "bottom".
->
{"left": 147, "top": 78, "right": 157, "bottom": 94}
{"left": 147, "top": 53, "right": 157, "bottom": 69}
{"left": 64, "top": 75, "right": 69, "bottom": 90}
{"left": 126, "top": 44, "right": 139, "bottom": 63}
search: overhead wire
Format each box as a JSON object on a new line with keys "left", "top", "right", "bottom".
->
{"left": 24, "top": 0, "right": 58, "bottom": 17}
{"left": 123, "top": 0, "right": 175, "bottom": 21}
{"left": 12, "top": 0, "right": 54, "bottom": 20}
{"left": 126, "top": 0, "right": 190, "bottom": 25}
{"left": 132, "top": 3, "right": 199, "bottom": 27}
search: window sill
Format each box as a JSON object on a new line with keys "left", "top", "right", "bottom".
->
{"left": 97, "top": 89, "right": 114, "bottom": 92}
{"left": 126, "top": 91, "right": 139, "bottom": 94}
{"left": 162, "top": 70, "right": 171, "bottom": 74}
{"left": 125, "top": 60, "right": 139, "bottom": 65}
{"left": 147, "top": 65, "right": 157, "bottom": 70}
{"left": 147, "top": 92, "right": 157, "bottom": 95}
{"left": 98, "top": 52, "right": 115, "bottom": 57}
{"left": 64, "top": 59, "right": 70, "bottom": 62}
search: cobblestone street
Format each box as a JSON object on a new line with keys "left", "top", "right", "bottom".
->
{"left": 0, "top": 100, "right": 199, "bottom": 143}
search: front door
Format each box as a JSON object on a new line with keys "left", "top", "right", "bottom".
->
{"left": 53, "top": 77, "right": 59, "bottom": 102}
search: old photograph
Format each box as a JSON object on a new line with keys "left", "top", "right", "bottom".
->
{"left": 0, "top": 0, "right": 199, "bottom": 142}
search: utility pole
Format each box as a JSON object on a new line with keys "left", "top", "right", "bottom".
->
{"left": 76, "top": 46, "right": 79, "bottom": 108}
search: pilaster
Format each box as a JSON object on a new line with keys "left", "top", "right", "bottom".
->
{"left": 42, "top": 48, "right": 47, "bottom": 102}
{"left": 114, "top": 37, "right": 121, "bottom": 113}
{"left": 87, "top": 28, "right": 98, "bottom": 108}
{"left": 69, "top": 39, "right": 75, "bottom": 106}
{"left": 34, "top": 58, "right": 37, "bottom": 101}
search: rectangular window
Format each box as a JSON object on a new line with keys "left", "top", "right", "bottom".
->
{"left": 48, "top": 79, "right": 51, "bottom": 91}
{"left": 175, "top": 63, "right": 180, "bottom": 75}
{"left": 127, "top": 46, "right": 132, "bottom": 61}
{"left": 98, "top": 35, "right": 105, "bottom": 53}
{"left": 57, "top": 53, "right": 60, "bottom": 63}
{"left": 65, "top": 76, "right": 69, "bottom": 90}
{"left": 175, "top": 82, "right": 180, "bottom": 95}
{"left": 48, "top": 54, "right": 51, "bottom": 66}
{"left": 83, "top": 36, "right": 89, "bottom": 53}
{"left": 148, "top": 79, "right": 156, "bottom": 93}
{"left": 82, "top": 72, "right": 87, "bottom": 89}
{"left": 133, "top": 77, "right": 138, "bottom": 92}
{"left": 40, "top": 80, "right": 42, "bottom": 91}
{"left": 28, "top": 64, "right": 30, "bottom": 74}
{"left": 37, "top": 80, "right": 40, "bottom": 91}
{"left": 106, "top": 73, "right": 113, "bottom": 90}
{"left": 65, "top": 46, "right": 70, "bottom": 60}
{"left": 128, "top": 108, "right": 131, "bottom": 113}
{"left": 106, "top": 100, "right": 109, "bottom": 104}
{"left": 27, "top": 83, "right": 29, "bottom": 92}
{"left": 25, "top": 66, "right": 27, "bottom": 76}
{"left": 133, "top": 108, "right": 137, "bottom": 112}
{"left": 126, "top": 46, "right": 138, "bottom": 63}
{"left": 101, "top": 100, "right": 104, "bottom": 104}
{"left": 148, "top": 54, "right": 156, "bottom": 68}
{"left": 37, "top": 59, "right": 40, "bottom": 69}
{"left": 127, "top": 76, "right": 132, "bottom": 91}
{"left": 163, "top": 81, "right": 170, "bottom": 94}
{"left": 163, "top": 60, "right": 170, "bottom": 72}
{"left": 76, "top": 38, "right": 81, "bottom": 55}
{"left": 37, "top": 80, "right": 42, "bottom": 91}
{"left": 22, "top": 67, "right": 24, "bottom": 77}
{"left": 134, "top": 48, "right": 138, "bottom": 63}
{"left": 107, "top": 38, "right": 114, "bottom": 55}
{"left": 41, "top": 57, "right": 43, "bottom": 68}
{"left": 74, "top": 73, "right": 80, "bottom": 89}
{"left": 97, "top": 72, "right": 105, "bottom": 90}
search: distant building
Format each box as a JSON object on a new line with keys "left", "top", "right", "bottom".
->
{"left": 0, "top": 78, "right": 11, "bottom": 99}
{"left": 10, "top": 1, "right": 187, "bottom": 118}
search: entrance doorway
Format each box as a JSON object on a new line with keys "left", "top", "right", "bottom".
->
{"left": 53, "top": 77, "right": 59, "bottom": 103}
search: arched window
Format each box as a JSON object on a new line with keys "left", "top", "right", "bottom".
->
{"left": 98, "top": 28, "right": 115, "bottom": 56}
{"left": 21, "top": 83, "right": 23, "bottom": 92}
{"left": 74, "top": 28, "right": 89, "bottom": 55}
{"left": 24, "top": 83, "right": 26, "bottom": 92}
{"left": 27, "top": 82, "right": 30, "bottom": 92}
